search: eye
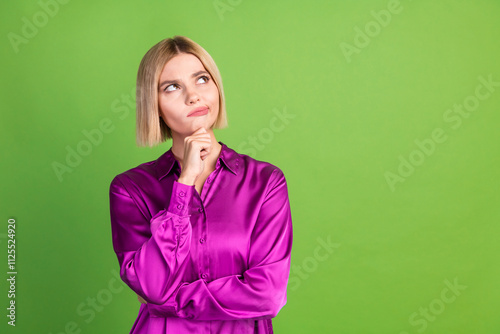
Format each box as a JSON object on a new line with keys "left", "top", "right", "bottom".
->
{"left": 164, "top": 84, "right": 179, "bottom": 92}
{"left": 197, "top": 75, "right": 210, "bottom": 84}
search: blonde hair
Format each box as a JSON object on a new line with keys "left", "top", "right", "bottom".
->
{"left": 136, "top": 36, "right": 228, "bottom": 147}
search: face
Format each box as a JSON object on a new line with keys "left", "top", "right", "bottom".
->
{"left": 157, "top": 53, "right": 220, "bottom": 137}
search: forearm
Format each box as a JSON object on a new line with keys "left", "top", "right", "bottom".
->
{"left": 111, "top": 178, "right": 196, "bottom": 304}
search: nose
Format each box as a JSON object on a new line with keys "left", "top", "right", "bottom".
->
{"left": 185, "top": 86, "right": 200, "bottom": 105}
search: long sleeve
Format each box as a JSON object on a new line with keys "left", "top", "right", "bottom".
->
{"left": 146, "top": 169, "right": 293, "bottom": 321}
{"left": 109, "top": 176, "right": 198, "bottom": 304}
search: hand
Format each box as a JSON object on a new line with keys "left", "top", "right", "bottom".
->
{"left": 137, "top": 294, "right": 147, "bottom": 304}
{"left": 177, "top": 127, "right": 212, "bottom": 185}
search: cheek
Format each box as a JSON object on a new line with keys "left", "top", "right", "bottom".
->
{"left": 159, "top": 97, "right": 178, "bottom": 116}
{"left": 158, "top": 103, "right": 169, "bottom": 118}
{"left": 209, "top": 85, "right": 220, "bottom": 106}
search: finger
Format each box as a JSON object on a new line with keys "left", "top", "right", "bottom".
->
{"left": 137, "top": 295, "right": 146, "bottom": 303}
{"left": 192, "top": 127, "right": 207, "bottom": 134}
{"left": 185, "top": 135, "right": 211, "bottom": 144}
{"left": 200, "top": 144, "right": 211, "bottom": 153}
{"left": 188, "top": 133, "right": 211, "bottom": 141}
{"left": 193, "top": 139, "right": 212, "bottom": 149}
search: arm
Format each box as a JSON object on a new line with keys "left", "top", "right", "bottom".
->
{"left": 147, "top": 169, "right": 293, "bottom": 321}
{"left": 109, "top": 176, "right": 197, "bottom": 304}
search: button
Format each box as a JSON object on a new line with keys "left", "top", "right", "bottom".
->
{"left": 198, "top": 207, "right": 203, "bottom": 213}
{"left": 201, "top": 273, "right": 208, "bottom": 279}
{"left": 199, "top": 238, "right": 205, "bottom": 244}
{"left": 207, "top": 178, "right": 212, "bottom": 184}
{"left": 177, "top": 204, "right": 183, "bottom": 210}
{"left": 179, "top": 191, "right": 185, "bottom": 197}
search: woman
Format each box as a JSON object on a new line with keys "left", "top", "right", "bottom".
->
{"left": 109, "top": 36, "right": 293, "bottom": 333}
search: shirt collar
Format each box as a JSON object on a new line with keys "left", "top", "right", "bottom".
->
{"left": 155, "top": 141, "right": 239, "bottom": 181}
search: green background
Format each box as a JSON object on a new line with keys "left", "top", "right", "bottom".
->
{"left": 1, "top": 0, "right": 499, "bottom": 333}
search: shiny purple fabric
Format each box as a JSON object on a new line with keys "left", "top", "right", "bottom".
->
{"left": 109, "top": 141, "right": 293, "bottom": 333}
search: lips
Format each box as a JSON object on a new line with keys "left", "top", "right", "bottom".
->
{"left": 188, "top": 107, "right": 209, "bottom": 117}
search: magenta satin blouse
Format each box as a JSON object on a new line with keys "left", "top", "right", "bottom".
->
{"left": 109, "top": 141, "right": 293, "bottom": 333}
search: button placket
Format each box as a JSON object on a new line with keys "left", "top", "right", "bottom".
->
{"left": 197, "top": 202, "right": 209, "bottom": 284}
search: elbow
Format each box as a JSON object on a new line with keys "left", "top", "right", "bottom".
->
{"left": 119, "top": 267, "right": 169, "bottom": 305}
{"left": 261, "top": 302, "right": 284, "bottom": 318}
{"left": 259, "top": 292, "right": 287, "bottom": 318}
{"left": 270, "top": 298, "right": 286, "bottom": 318}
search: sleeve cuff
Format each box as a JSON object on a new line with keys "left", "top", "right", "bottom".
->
{"left": 167, "top": 181, "right": 196, "bottom": 217}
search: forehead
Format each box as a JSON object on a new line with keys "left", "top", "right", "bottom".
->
{"left": 159, "top": 53, "right": 206, "bottom": 79}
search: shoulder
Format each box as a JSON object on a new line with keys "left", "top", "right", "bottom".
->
{"left": 230, "top": 148, "right": 290, "bottom": 205}
{"left": 109, "top": 153, "right": 167, "bottom": 196}
{"left": 241, "top": 153, "right": 284, "bottom": 178}
{"left": 226, "top": 144, "right": 287, "bottom": 188}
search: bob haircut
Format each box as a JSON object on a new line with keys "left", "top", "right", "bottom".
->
{"left": 136, "top": 36, "right": 228, "bottom": 147}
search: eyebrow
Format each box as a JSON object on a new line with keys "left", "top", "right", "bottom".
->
{"left": 159, "top": 70, "right": 209, "bottom": 89}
